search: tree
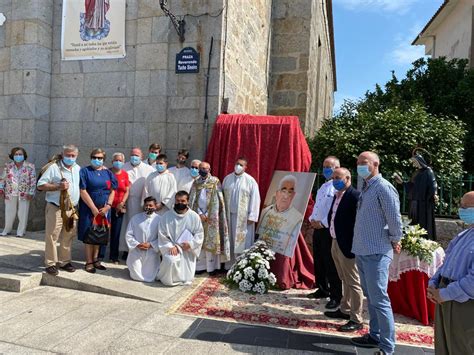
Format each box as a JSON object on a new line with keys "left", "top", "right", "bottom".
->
{"left": 308, "top": 105, "right": 465, "bottom": 181}
{"left": 358, "top": 57, "right": 474, "bottom": 173}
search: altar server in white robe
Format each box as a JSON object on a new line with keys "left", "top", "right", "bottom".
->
{"left": 126, "top": 197, "right": 161, "bottom": 282}
{"left": 222, "top": 157, "right": 261, "bottom": 268}
{"left": 143, "top": 154, "right": 177, "bottom": 216}
{"left": 120, "top": 148, "right": 155, "bottom": 253}
{"left": 156, "top": 191, "right": 204, "bottom": 286}
{"left": 169, "top": 150, "right": 193, "bottom": 192}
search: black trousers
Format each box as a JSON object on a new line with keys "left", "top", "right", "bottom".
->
{"left": 312, "top": 227, "right": 342, "bottom": 301}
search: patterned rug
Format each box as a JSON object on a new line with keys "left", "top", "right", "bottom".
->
{"left": 169, "top": 276, "right": 434, "bottom": 348}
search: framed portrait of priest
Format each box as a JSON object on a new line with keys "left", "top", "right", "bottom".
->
{"left": 256, "top": 171, "right": 316, "bottom": 258}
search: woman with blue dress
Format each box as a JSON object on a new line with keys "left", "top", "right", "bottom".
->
{"left": 78, "top": 148, "right": 117, "bottom": 273}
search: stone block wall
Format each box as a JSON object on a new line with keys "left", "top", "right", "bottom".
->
{"left": 222, "top": 0, "right": 271, "bottom": 115}
{"left": 268, "top": 0, "right": 335, "bottom": 136}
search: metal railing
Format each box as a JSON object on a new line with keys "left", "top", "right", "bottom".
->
{"left": 312, "top": 170, "right": 473, "bottom": 218}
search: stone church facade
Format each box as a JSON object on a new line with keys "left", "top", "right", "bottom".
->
{"left": 0, "top": 0, "right": 335, "bottom": 229}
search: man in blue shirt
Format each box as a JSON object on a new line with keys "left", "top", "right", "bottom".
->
{"left": 427, "top": 191, "right": 474, "bottom": 355}
{"left": 350, "top": 151, "right": 402, "bottom": 355}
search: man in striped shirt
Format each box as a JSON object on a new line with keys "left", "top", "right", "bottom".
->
{"left": 350, "top": 152, "right": 402, "bottom": 355}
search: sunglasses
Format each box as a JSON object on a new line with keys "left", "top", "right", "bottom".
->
{"left": 91, "top": 156, "right": 104, "bottom": 160}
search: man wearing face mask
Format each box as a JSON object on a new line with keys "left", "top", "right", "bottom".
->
{"left": 324, "top": 168, "right": 363, "bottom": 332}
{"left": 156, "top": 191, "right": 204, "bottom": 286}
{"left": 350, "top": 151, "right": 402, "bottom": 355}
{"left": 169, "top": 149, "right": 191, "bottom": 191}
{"left": 180, "top": 159, "right": 201, "bottom": 193}
{"left": 222, "top": 157, "right": 261, "bottom": 268}
{"left": 146, "top": 143, "right": 161, "bottom": 166}
{"left": 308, "top": 156, "right": 341, "bottom": 309}
{"left": 143, "top": 154, "right": 177, "bottom": 216}
{"left": 37, "top": 145, "right": 81, "bottom": 276}
{"left": 125, "top": 196, "right": 161, "bottom": 282}
{"left": 427, "top": 191, "right": 474, "bottom": 355}
{"left": 189, "top": 162, "right": 230, "bottom": 275}
{"left": 119, "top": 147, "right": 155, "bottom": 258}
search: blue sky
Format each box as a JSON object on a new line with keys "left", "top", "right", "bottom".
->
{"left": 332, "top": 0, "right": 444, "bottom": 112}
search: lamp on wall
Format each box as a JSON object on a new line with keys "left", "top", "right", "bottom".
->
{"left": 159, "top": 0, "right": 185, "bottom": 43}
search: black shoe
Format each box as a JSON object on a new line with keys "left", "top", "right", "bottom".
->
{"left": 324, "top": 309, "right": 350, "bottom": 320}
{"left": 45, "top": 265, "right": 58, "bottom": 276}
{"left": 121, "top": 251, "right": 128, "bottom": 261}
{"left": 350, "top": 334, "right": 380, "bottom": 348}
{"left": 59, "top": 263, "right": 76, "bottom": 273}
{"left": 325, "top": 299, "right": 340, "bottom": 309}
{"left": 338, "top": 320, "right": 363, "bottom": 332}
{"left": 208, "top": 270, "right": 219, "bottom": 276}
{"left": 93, "top": 261, "right": 106, "bottom": 270}
{"left": 195, "top": 270, "right": 207, "bottom": 275}
{"left": 307, "top": 289, "right": 330, "bottom": 299}
{"left": 84, "top": 262, "right": 96, "bottom": 274}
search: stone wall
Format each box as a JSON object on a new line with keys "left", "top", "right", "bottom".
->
{"left": 222, "top": 0, "right": 271, "bottom": 115}
{"left": 268, "top": 0, "right": 335, "bottom": 136}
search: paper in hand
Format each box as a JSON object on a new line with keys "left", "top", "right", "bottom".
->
{"left": 177, "top": 229, "right": 194, "bottom": 244}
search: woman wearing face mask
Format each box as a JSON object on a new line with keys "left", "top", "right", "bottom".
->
{"left": 78, "top": 148, "right": 118, "bottom": 273}
{"left": 0, "top": 147, "right": 36, "bottom": 237}
{"left": 108, "top": 152, "right": 130, "bottom": 264}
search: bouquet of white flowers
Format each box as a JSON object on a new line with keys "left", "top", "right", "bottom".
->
{"left": 401, "top": 218, "right": 440, "bottom": 263}
{"left": 224, "top": 240, "right": 277, "bottom": 294}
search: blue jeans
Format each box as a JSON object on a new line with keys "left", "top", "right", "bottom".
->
{"left": 356, "top": 251, "right": 395, "bottom": 354}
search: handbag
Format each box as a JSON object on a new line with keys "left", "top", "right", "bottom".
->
{"left": 83, "top": 214, "right": 110, "bottom": 246}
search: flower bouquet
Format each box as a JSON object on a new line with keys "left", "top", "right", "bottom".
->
{"left": 224, "top": 240, "right": 277, "bottom": 294}
{"left": 401, "top": 218, "right": 441, "bottom": 263}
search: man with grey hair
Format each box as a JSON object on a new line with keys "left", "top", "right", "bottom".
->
{"left": 178, "top": 159, "right": 201, "bottom": 193}
{"left": 308, "top": 156, "right": 342, "bottom": 310}
{"left": 37, "top": 145, "right": 81, "bottom": 276}
{"left": 119, "top": 147, "right": 155, "bottom": 258}
{"left": 257, "top": 174, "right": 303, "bottom": 257}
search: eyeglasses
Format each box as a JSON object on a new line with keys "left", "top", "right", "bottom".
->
{"left": 91, "top": 156, "right": 104, "bottom": 160}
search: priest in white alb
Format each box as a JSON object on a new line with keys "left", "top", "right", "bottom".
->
{"left": 156, "top": 191, "right": 204, "bottom": 286}
{"left": 143, "top": 154, "right": 177, "bottom": 216}
{"left": 119, "top": 147, "right": 155, "bottom": 255}
{"left": 222, "top": 157, "right": 261, "bottom": 268}
{"left": 125, "top": 196, "right": 161, "bottom": 282}
{"left": 169, "top": 150, "right": 193, "bottom": 192}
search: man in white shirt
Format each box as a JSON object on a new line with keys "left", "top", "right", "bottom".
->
{"left": 222, "top": 157, "right": 260, "bottom": 268}
{"left": 156, "top": 191, "right": 204, "bottom": 286}
{"left": 125, "top": 196, "right": 161, "bottom": 282}
{"left": 308, "top": 156, "right": 342, "bottom": 310}
{"left": 37, "top": 145, "right": 81, "bottom": 276}
{"left": 143, "top": 154, "right": 177, "bottom": 216}
{"left": 119, "top": 148, "right": 155, "bottom": 257}
{"left": 168, "top": 149, "right": 191, "bottom": 192}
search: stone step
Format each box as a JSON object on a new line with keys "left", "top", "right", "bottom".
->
{"left": 0, "top": 267, "right": 42, "bottom": 293}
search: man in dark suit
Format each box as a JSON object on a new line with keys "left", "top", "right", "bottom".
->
{"left": 325, "top": 167, "right": 364, "bottom": 332}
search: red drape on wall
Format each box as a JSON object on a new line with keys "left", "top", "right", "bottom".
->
{"left": 206, "top": 114, "right": 315, "bottom": 290}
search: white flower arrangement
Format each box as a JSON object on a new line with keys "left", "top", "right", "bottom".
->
{"left": 225, "top": 240, "right": 277, "bottom": 294}
{"left": 401, "top": 217, "right": 441, "bottom": 263}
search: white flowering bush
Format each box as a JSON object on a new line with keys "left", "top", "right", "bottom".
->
{"left": 401, "top": 217, "right": 441, "bottom": 263}
{"left": 224, "top": 240, "right": 277, "bottom": 294}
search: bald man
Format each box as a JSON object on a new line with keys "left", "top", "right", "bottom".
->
{"left": 427, "top": 191, "right": 474, "bottom": 355}
{"left": 350, "top": 151, "right": 402, "bottom": 355}
{"left": 189, "top": 162, "right": 230, "bottom": 274}
{"left": 308, "top": 156, "right": 342, "bottom": 310}
{"left": 119, "top": 147, "right": 155, "bottom": 256}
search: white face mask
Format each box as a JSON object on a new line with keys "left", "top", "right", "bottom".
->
{"left": 234, "top": 164, "right": 244, "bottom": 175}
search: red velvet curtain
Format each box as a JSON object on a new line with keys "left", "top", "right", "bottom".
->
{"left": 206, "top": 114, "right": 315, "bottom": 289}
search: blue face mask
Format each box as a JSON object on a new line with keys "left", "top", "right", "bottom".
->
{"left": 156, "top": 164, "right": 166, "bottom": 173}
{"left": 91, "top": 159, "right": 103, "bottom": 168}
{"left": 357, "top": 165, "right": 371, "bottom": 179}
{"left": 190, "top": 167, "right": 199, "bottom": 177}
{"left": 459, "top": 207, "right": 474, "bottom": 225}
{"left": 322, "top": 167, "right": 334, "bottom": 180}
{"left": 333, "top": 179, "right": 346, "bottom": 191}
{"left": 13, "top": 155, "right": 24, "bottom": 163}
{"left": 148, "top": 152, "right": 158, "bottom": 161}
{"left": 113, "top": 161, "right": 124, "bottom": 169}
{"left": 63, "top": 157, "right": 76, "bottom": 166}
{"left": 130, "top": 156, "right": 141, "bottom": 166}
